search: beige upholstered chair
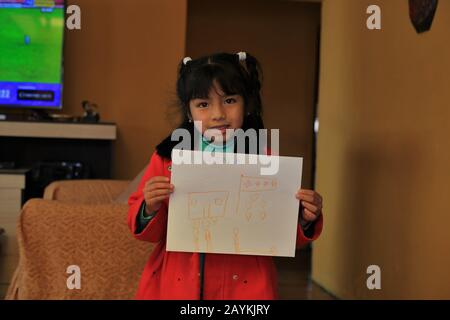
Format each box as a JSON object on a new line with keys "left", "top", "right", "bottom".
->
{"left": 6, "top": 174, "right": 153, "bottom": 300}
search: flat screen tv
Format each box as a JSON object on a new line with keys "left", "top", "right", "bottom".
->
{"left": 0, "top": 0, "right": 65, "bottom": 110}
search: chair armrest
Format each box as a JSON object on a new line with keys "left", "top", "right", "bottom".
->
{"left": 43, "top": 180, "right": 131, "bottom": 204}
{"left": 6, "top": 198, "right": 153, "bottom": 300}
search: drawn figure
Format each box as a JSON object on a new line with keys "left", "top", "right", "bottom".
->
{"left": 233, "top": 227, "right": 240, "bottom": 253}
{"left": 193, "top": 220, "right": 201, "bottom": 251}
{"left": 188, "top": 191, "right": 229, "bottom": 252}
{"left": 205, "top": 229, "right": 212, "bottom": 252}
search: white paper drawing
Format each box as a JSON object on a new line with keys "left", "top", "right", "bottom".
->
{"left": 166, "top": 150, "right": 303, "bottom": 257}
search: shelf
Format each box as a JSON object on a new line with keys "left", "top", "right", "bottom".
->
{"left": 0, "top": 120, "right": 116, "bottom": 140}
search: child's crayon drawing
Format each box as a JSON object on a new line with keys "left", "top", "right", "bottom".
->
{"left": 167, "top": 152, "right": 303, "bottom": 257}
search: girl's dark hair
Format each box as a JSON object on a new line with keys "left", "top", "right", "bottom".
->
{"left": 156, "top": 52, "right": 265, "bottom": 159}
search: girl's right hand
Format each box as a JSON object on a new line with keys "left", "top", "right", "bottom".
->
{"left": 143, "top": 176, "right": 174, "bottom": 214}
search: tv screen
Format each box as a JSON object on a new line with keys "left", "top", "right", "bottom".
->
{"left": 0, "top": 0, "right": 64, "bottom": 110}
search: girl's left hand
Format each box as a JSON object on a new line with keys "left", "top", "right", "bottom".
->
{"left": 295, "top": 189, "right": 323, "bottom": 223}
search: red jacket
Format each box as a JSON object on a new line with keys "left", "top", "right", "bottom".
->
{"left": 127, "top": 151, "right": 323, "bottom": 300}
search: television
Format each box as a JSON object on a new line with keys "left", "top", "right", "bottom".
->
{"left": 0, "top": 0, "right": 65, "bottom": 110}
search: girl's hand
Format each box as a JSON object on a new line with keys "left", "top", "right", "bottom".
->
{"left": 143, "top": 176, "right": 174, "bottom": 214}
{"left": 295, "top": 189, "right": 323, "bottom": 223}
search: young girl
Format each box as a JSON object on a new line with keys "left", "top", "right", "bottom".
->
{"left": 127, "top": 52, "right": 323, "bottom": 300}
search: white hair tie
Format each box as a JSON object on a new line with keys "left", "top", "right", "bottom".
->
{"left": 183, "top": 57, "right": 192, "bottom": 65}
{"left": 237, "top": 52, "right": 247, "bottom": 61}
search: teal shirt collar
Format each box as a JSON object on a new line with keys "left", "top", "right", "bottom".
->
{"left": 200, "top": 134, "right": 234, "bottom": 153}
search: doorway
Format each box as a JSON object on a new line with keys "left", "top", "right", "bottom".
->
{"left": 186, "top": 0, "right": 322, "bottom": 298}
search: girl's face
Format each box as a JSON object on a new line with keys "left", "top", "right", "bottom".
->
{"left": 189, "top": 81, "right": 244, "bottom": 143}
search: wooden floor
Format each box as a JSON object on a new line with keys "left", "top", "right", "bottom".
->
{"left": 275, "top": 247, "right": 336, "bottom": 300}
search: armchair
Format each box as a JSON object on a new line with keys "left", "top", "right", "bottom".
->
{"left": 5, "top": 179, "right": 153, "bottom": 300}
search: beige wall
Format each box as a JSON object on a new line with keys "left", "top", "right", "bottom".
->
{"left": 63, "top": 0, "right": 187, "bottom": 179}
{"left": 187, "top": 0, "right": 320, "bottom": 188}
{"left": 312, "top": 0, "right": 450, "bottom": 299}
